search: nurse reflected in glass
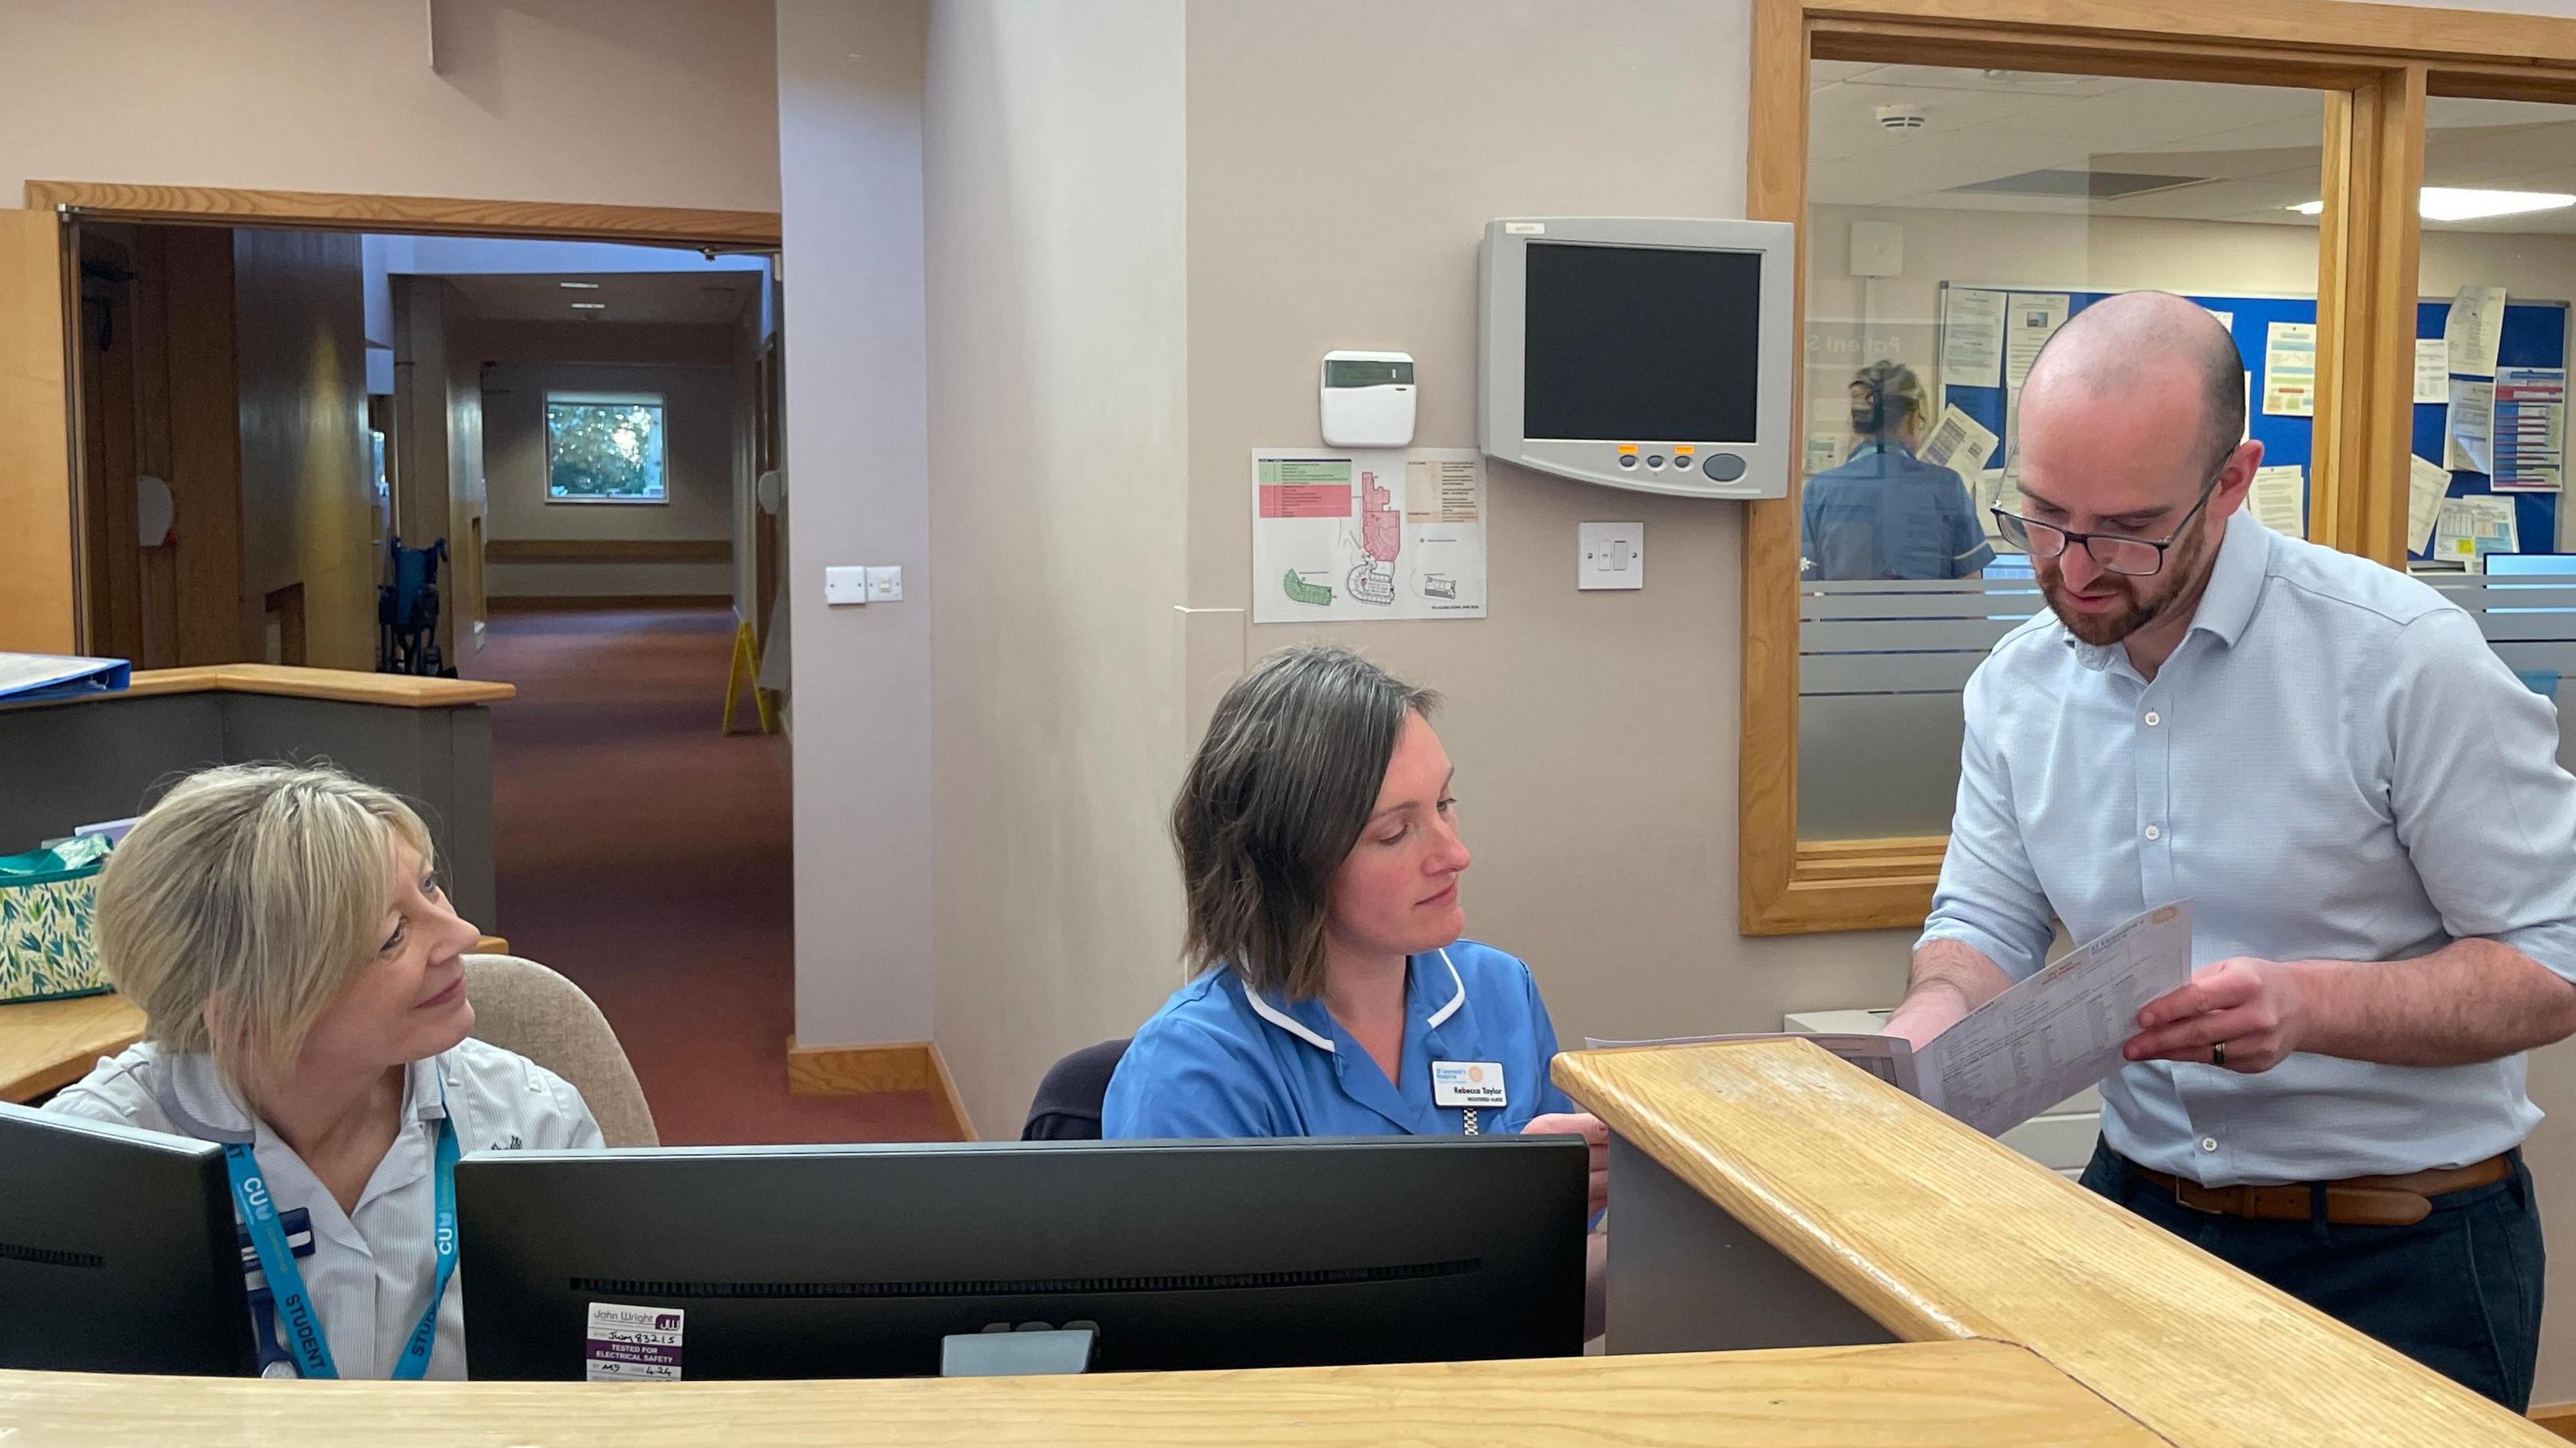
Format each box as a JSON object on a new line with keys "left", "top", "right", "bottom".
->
{"left": 1802, "top": 360, "right": 1996, "bottom": 581}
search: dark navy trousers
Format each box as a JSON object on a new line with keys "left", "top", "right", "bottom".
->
{"left": 2080, "top": 1138, "right": 2544, "bottom": 1410}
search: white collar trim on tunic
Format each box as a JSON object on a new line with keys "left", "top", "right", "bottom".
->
{"left": 154, "top": 1049, "right": 452, "bottom": 1146}
{"left": 1242, "top": 947, "right": 1469, "bottom": 1053}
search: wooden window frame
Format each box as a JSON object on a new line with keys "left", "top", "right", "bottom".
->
{"left": 1743, "top": 0, "right": 2576, "bottom": 934}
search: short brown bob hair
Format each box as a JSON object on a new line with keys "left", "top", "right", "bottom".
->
{"left": 1173, "top": 645, "right": 1438, "bottom": 1002}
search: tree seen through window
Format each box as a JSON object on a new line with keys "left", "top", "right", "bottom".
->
{"left": 547, "top": 396, "right": 667, "bottom": 502}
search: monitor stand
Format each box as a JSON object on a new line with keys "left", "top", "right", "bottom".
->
{"left": 940, "top": 1325, "right": 1098, "bottom": 1378}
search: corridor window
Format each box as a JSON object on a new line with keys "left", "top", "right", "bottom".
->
{"left": 546, "top": 394, "right": 667, "bottom": 502}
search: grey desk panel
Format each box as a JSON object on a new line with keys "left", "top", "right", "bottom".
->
{"left": 217, "top": 697, "right": 496, "bottom": 926}
{"left": 1603, "top": 1135, "right": 1896, "bottom": 1354}
{"left": 0, "top": 695, "right": 228, "bottom": 851}
{"left": 0, "top": 692, "right": 496, "bottom": 929}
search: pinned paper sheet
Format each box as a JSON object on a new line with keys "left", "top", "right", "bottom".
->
{"left": 2004, "top": 294, "right": 2070, "bottom": 388}
{"left": 1981, "top": 469, "right": 2023, "bottom": 538}
{"left": 2445, "top": 284, "right": 2509, "bottom": 378}
{"left": 2416, "top": 339, "right": 2451, "bottom": 405}
{"left": 2408, "top": 454, "right": 2452, "bottom": 557}
{"left": 1941, "top": 287, "right": 2006, "bottom": 390}
{"left": 2262, "top": 321, "right": 2317, "bottom": 417}
{"left": 2493, "top": 366, "right": 2566, "bottom": 494}
{"left": 1918, "top": 404, "right": 2001, "bottom": 481}
{"left": 2447, "top": 378, "right": 2496, "bottom": 474}
{"left": 2435, "top": 494, "right": 2517, "bottom": 568}
{"left": 2247, "top": 464, "right": 2306, "bottom": 539}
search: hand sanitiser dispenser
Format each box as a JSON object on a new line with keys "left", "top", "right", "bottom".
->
{"left": 1478, "top": 217, "right": 1795, "bottom": 499}
{"left": 1320, "top": 351, "right": 1417, "bottom": 448}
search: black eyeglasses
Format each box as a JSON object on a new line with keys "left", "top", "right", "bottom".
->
{"left": 1991, "top": 475, "right": 2222, "bottom": 578}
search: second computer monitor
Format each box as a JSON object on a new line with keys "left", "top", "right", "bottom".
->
{"left": 460, "top": 1134, "right": 1587, "bottom": 1381}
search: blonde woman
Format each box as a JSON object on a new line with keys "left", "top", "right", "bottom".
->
{"left": 45, "top": 765, "right": 601, "bottom": 1380}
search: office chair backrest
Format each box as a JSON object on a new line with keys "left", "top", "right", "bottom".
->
{"left": 1021, "top": 1038, "right": 1131, "bottom": 1141}
{"left": 462, "top": 954, "right": 659, "bottom": 1147}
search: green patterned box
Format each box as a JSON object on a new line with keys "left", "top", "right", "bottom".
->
{"left": 0, "top": 835, "right": 114, "bottom": 1004}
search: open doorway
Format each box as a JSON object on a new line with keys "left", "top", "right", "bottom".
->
{"left": 52, "top": 193, "right": 931, "bottom": 1144}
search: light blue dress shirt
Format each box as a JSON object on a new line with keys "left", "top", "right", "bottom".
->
{"left": 1921, "top": 510, "right": 2576, "bottom": 1185}
{"left": 1102, "top": 940, "right": 1577, "bottom": 1139}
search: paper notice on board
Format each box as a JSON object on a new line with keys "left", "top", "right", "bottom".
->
{"left": 2263, "top": 321, "right": 2318, "bottom": 417}
{"left": 2435, "top": 494, "right": 2518, "bottom": 567}
{"left": 2493, "top": 366, "right": 2567, "bottom": 494}
{"left": 2247, "top": 464, "right": 2306, "bottom": 539}
{"left": 1982, "top": 469, "right": 2023, "bottom": 536}
{"left": 2446, "top": 284, "right": 2510, "bottom": 378}
{"left": 1251, "top": 449, "right": 1487, "bottom": 623}
{"left": 2448, "top": 378, "right": 2497, "bottom": 474}
{"left": 1919, "top": 404, "right": 2001, "bottom": 481}
{"left": 2416, "top": 339, "right": 2452, "bottom": 404}
{"left": 2004, "top": 294, "right": 2070, "bottom": 388}
{"left": 2204, "top": 307, "right": 2234, "bottom": 333}
{"left": 2409, "top": 454, "right": 2452, "bottom": 556}
{"left": 1941, "top": 287, "right": 2007, "bottom": 390}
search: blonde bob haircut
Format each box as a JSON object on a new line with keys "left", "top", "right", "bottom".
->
{"left": 95, "top": 763, "right": 435, "bottom": 1093}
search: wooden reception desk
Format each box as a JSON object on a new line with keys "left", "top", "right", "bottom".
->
{"left": 0, "top": 1040, "right": 2553, "bottom": 1445}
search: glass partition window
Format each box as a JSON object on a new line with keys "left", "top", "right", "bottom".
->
{"left": 2408, "top": 95, "right": 2576, "bottom": 769}
{"left": 545, "top": 392, "right": 667, "bottom": 504}
{"left": 1794, "top": 64, "right": 2330, "bottom": 840}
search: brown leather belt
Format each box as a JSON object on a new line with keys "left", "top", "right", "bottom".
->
{"left": 2124, "top": 1153, "right": 2511, "bottom": 1227}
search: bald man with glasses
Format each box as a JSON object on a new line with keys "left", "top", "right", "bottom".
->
{"left": 1884, "top": 290, "right": 2576, "bottom": 1409}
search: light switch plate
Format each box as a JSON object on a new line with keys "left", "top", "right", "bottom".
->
{"left": 1578, "top": 522, "right": 1645, "bottom": 590}
{"left": 824, "top": 565, "right": 868, "bottom": 606}
{"left": 865, "top": 565, "right": 904, "bottom": 602}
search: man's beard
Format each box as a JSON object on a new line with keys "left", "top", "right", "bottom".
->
{"left": 2037, "top": 521, "right": 2212, "bottom": 647}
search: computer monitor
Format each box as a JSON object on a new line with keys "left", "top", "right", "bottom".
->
{"left": 0, "top": 1102, "right": 256, "bottom": 1375}
{"left": 460, "top": 1135, "right": 1587, "bottom": 1381}
{"left": 1479, "top": 217, "right": 1796, "bottom": 500}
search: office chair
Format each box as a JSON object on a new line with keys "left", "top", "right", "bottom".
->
{"left": 462, "top": 954, "right": 659, "bottom": 1147}
{"left": 1020, "top": 1038, "right": 1130, "bottom": 1141}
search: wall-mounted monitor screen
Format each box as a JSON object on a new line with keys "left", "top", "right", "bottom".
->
{"left": 1481, "top": 217, "right": 1794, "bottom": 498}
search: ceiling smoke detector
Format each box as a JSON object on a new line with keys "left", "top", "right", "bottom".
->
{"left": 1875, "top": 104, "right": 1928, "bottom": 131}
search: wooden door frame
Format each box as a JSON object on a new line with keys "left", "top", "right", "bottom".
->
{"left": 1741, "top": 0, "right": 2576, "bottom": 935}
{"left": 13, "top": 182, "right": 783, "bottom": 657}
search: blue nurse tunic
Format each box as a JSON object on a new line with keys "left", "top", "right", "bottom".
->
{"left": 1102, "top": 940, "right": 1577, "bottom": 1139}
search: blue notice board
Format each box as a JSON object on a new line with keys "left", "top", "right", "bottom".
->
{"left": 1936, "top": 285, "right": 2569, "bottom": 553}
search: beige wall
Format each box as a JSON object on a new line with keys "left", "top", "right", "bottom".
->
{"left": 479, "top": 359, "right": 740, "bottom": 599}
{"left": 233, "top": 228, "right": 373, "bottom": 669}
{"left": 777, "top": 0, "right": 938, "bottom": 1046}
{"left": 0, "top": 0, "right": 778, "bottom": 210}
{"left": 924, "top": 0, "right": 1191, "bottom": 1136}
{"left": 1181, "top": 0, "right": 1915, "bottom": 1062}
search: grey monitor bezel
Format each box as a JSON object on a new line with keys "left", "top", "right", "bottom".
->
{"left": 1479, "top": 216, "right": 1795, "bottom": 500}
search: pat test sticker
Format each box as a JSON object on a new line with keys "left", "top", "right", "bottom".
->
{"left": 585, "top": 1302, "right": 685, "bottom": 1382}
{"left": 1432, "top": 1060, "right": 1507, "bottom": 1109}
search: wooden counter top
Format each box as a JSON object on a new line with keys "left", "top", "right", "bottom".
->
{"left": 1, "top": 664, "right": 513, "bottom": 712}
{"left": 0, "top": 991, "right": 145, "bottom": 1102}
{"left": 119, "top": 664, "right": 515, "bottom": 707}
{"left": 1555, "top": 1038, "right": 2557, "bottom": 1447}
{"left": 0, "top": 1339, "right": 2159, "bottom": 1447}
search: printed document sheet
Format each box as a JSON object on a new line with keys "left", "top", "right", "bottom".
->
{"left": 1590, "top": 901, "right": 2195, "bottom": 1139}
{"left": 1914, "top": 901, "right": 2195, "bottom": 1137}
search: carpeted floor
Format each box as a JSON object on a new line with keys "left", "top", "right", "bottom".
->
{"left": 467, "top": 603, "right": 951, "bottom": 1146}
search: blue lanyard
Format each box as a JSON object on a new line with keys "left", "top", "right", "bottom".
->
{"left": 223, "top": 1089, "right": 459, "bottom": 1380}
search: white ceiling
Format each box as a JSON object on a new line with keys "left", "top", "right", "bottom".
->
{"left": 443, "top": 270, "right": 759, "bottom": 325}
{"left": 1811, "top": 63, "right": 2576, "bottom": 233}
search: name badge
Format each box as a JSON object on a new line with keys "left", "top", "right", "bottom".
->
{"left": 1432, "top": 1060, "right": 1507, "bottom": 1109}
